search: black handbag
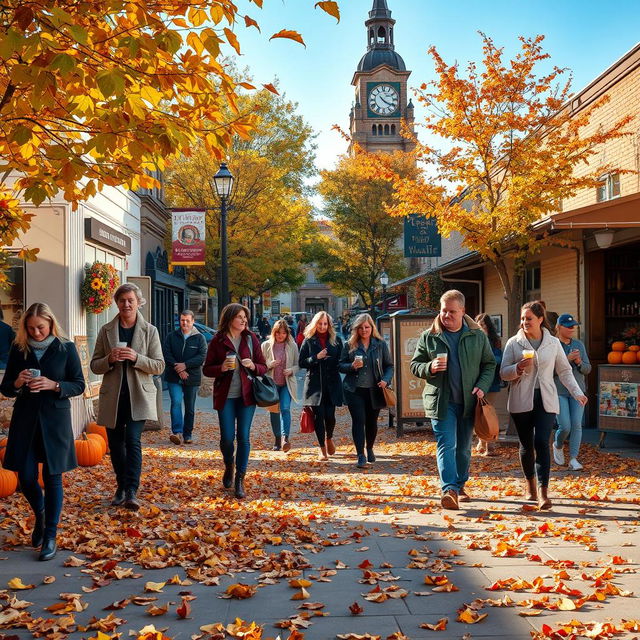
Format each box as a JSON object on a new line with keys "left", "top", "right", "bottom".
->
{"left": 243, "top": 335, "right": 280, "bottom": 407}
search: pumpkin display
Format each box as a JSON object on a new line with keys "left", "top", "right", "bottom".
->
{"left": 0, "top": 467, "right": 18, "bottom": 498}
{"left": 0, "top": 437, "right": 7, "bottom": 464}
{"left": 75, "top": 433, "right": 103, "bottom": 467}
{"left": 86, "top": 421, "right": 109, "bottom": 452}
{"left": 607, "top": 351, "right": 624, "bottom": 364}
{"left": 628, "top": 345, "right": 640, "bottom": 352}
{"left": 86, "top": 433, "right": 107, "bottom": 457}
{"left": 621, "top": 351, "right": 637, "bottom": 365}
{"left": 611, "top": 341, "right": 626, "bottom": 352}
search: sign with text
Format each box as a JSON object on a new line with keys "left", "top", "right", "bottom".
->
{"left": 85, "top": 218, "right": 131, "bottom": 255}
{"left": 171, "top": 209, "right": 206, "bottom": 266}
{"left": 404, "top": 214, "right": 441, "bottom": 258}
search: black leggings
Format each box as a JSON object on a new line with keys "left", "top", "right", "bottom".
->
{"left": 510, "top": 389, "right": 556, "bottom": 487}
{"left": 347, "top": 387, "right": 380, "bottom": 454}
{"left": 313, "top": 395, "right": 336, "bottom": 447}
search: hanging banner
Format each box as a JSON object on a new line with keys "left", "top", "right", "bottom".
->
{"left": 404, "top": 214, "right": 441, "bottom": 258}
{"left": 171, "top": 209, "right": 206, "bottom": 266}
{"left": 262, "top": 290, "right": 271, "bottom": 314}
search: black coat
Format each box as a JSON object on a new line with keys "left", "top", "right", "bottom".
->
{"left": 298, "top": 335, "right": 344, "bottom": 407}
{"left": 162, "top": 329, "right": 207, "bottom": 386}
{"left": 0, "top": 338, "right": 86, "bottom": 475}
{"left": 339, "top": 338, "right": 394, "bottom": 410}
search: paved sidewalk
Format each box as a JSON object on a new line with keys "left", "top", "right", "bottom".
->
{"left": 1, "top": 399, "right": 639, "bottom": 640}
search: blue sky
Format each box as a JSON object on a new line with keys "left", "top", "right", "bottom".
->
{"left": 233, "top": 0, "right": 640, "bottom": 172}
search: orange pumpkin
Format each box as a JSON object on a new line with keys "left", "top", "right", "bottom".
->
{"left": 607, "top": 351, "right": 624, "bottom": 364}
{"left": 0, "top": 437, "right": 7, "bottom": 464}
{"left": 628, "top": 345, "right": 640, "bottom": 352}
{"left": 0, "top": 468, "right": 17, "bottom": 498}
{"left": 611, "top": 341, "right": 626, "bottom": 352}
{"left": 86, "top": 421, "right": 109, "bottom": 452}
{"left": 621, "top": 351, "right": 637, "bottom": 365}
{"left": 75, "top": 433, "right": 103, "bottom": 467}
{"left": 86, "top": 433, "right": 107, "bottom": 457}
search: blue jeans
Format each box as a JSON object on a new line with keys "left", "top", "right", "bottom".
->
{"left": 430, "top": 402, "right": 474, "bottom": 493}
{"left": 217, "top": 397, "right": 256, "bottom": 474}
{"left": 167, "top": 382, "right": 198, "bottom": 439}
{"left": 269, "top": 384, "right": 292, "bottom": 439}
{"left": 555, "top": 394, "right": 584, "bottom": 460}
{"left": 19, "top": 444, "right": 63, "bottom": 539}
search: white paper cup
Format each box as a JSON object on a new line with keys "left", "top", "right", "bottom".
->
{"left": 27, "top": 368, "right": 41, "bottom": 392}
{"left": 522, "top": 349, "right": 535, "bottom": 359}
{"left": 116, "top": 341, "right": 127, "bottom": 348}
{"left": 354, "top": 355, "right": 364, "bottom": 364}
{"left": 436, "top": 353, "right": 448, "bottom": 369}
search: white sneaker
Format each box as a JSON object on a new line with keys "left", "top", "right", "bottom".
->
{"left": 552, "top": 444, "right": 565, "bottom": 466}
{"left": 568, "top": 458, "right": 583, "bottom": 471}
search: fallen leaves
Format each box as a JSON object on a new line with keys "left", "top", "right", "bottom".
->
{"left": 220, "top": 584, "right": 258, "bottom": 600}
{"left": 6, "top": 578, "right": 35, "bottom": 590}
{"left": 419, "top": 617, "right": 448, "bottom": 630}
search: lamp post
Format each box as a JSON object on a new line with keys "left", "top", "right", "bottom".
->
{"left": 213, "top": 162, "right": 234, "bottom": 313}
{"left": 379, "top": 271, "right": 389, "bottom": 316}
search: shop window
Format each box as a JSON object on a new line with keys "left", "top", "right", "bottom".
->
{"left": 372, "top": 125, "right": 377, "bottom": 136}
{"left": 0, "top": 255, "right": 25, "bottom": 330}
{"left": 524, "top": 263, "right": 541, "bottom": 302}
{"left": 596, "top": 173, "right": 620, "bottom": 202}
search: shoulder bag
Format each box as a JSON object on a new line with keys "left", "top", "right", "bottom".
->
{"left": 243, "top": 335, "right": 280, "bottom": 407}
{"left": 376, "top": 356, "right": 397, "bottom": 407}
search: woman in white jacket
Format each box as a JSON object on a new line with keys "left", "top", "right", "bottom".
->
{"left": 261, "top": 319, "right": 299, "bottom": 452}
{"left": 501, "top": 301, "right": 587, "bottom": 510}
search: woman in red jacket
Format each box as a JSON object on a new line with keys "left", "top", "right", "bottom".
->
{"left": 203, "top": 303, "right": 267, "bottom": 498}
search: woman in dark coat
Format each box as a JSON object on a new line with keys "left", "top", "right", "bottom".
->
{"left": 299, "top": 311, "right": 343, "bottom": 460}
{"left": 0, "top": 303, "right": 85, "bottom": 561}
{"left": 339, "top": 313, "right": 393, "bottom": 468}
{"left": 203, "top": 303, "right": 267, "bottom": 498}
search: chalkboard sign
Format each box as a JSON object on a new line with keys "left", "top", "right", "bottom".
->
{"left": 404, "top": 214, "right": 441, "bottom": 258}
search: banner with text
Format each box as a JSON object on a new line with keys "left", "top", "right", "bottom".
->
{"left": 171, "top": 209, "right": 206, "bottom": 266}
{"left": 404, "top": 214, "right": 441, "bottom": 258}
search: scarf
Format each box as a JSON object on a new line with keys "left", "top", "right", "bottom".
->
{"left": 28, "top": 335, "right": 56, "bottom": 361}
{"left": 316, "top": 331, "right": 328, "bottom": 349}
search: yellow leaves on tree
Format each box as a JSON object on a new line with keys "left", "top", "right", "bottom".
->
{"left": 382, "top": 33, "right": 632, "bottom": 335}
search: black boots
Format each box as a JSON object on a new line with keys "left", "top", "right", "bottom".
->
{"left": 31, "top": 510, "right": 45, "bottom": 548}
{"left": 111, "top": 488, "right": 126, "bottom": 506}
{"left": 222, "top": 463, "right": 234, "bottom": 489}
{"left": 39, "top": 536, "right": 57, "bottom": 561}
{"left": 272, "top": 436, "right": 282, "bottom": 451}
{"left": 234, "top": 472, "right": 246, "bottom": 499}
{"left": 124, "top": 490, "right": 140, "bottom": 511}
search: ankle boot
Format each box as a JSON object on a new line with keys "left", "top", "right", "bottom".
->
{"left": 272, "top": 436, "right": 282, "bottom": 451}
{"left": 319, "top": 445, "right": 328, "bottom": 460}
{"left": 524, "top": 477, "right": 538, "bottom": 501}
{"left": 326, "top": 438, "right": 336, "bottom": 455}
{"left": 538, "top": 486, "right": 552, "bottom": 510}
{"left": 32, "top": 510, "right": 45, "bottom": 548}
{"left": 234, "top": 472, "right": 246, "bottom": 499}
{"left": 39, "top": 536, "right": 57, "bottom": 561}
{"left": 222, "top": 463, "right": 234, "bottom": 489}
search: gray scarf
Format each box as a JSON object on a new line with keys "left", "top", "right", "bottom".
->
{"left": 28, "top": 335, "right": 56, "bottom": 361}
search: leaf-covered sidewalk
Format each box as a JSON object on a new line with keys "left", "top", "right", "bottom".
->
{"left": 1, "top": 405, "right": 639, "bottom": 640}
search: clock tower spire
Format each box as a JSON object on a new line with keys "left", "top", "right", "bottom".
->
{"left": 349, "top": 0, "right": 415, "bottom": 154}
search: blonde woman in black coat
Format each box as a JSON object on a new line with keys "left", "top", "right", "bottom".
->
{"left": 0, "top": 303, "right": 85, "bottom": 561}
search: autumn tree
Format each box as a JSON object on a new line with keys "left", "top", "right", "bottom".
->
{"left": 0, "top": 0, "right": 340, "bottom": 278}
{"left": 165, "top": 87, "right": 318, "bottom": 305}
{"left": 386, "top": 34, "right": 632, "bottom": 334}
{"left": 315, "top": 151, "right": 418, "bottom": 313}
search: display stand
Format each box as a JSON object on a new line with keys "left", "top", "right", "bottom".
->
{"left": 597, "top": 364, "right": 640, "bottom": 447}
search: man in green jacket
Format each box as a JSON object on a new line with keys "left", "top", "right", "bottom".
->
{"left": 411, "top": 290, "right": 496, "bottom": 510}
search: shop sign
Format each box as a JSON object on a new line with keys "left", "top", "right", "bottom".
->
{"left": 271, "top": 300, "right": 281, "bottom": 315}
{"left": 386, "top": 294, "right": 408, "bottom": 310}
{"left": 404, "top": 214, "right": 441, "bottom": 258}
{"left": 262, "top": 290, "right": 271, "bottom": 313}
{"left": 171, "top": 209, "right": 206, "bottom": 266}
{"left": 85, "top": 218, "right": 132, "bottom": 255}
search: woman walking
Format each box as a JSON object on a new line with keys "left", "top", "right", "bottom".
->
{"left": 474, "top": 313, "right": 503, "bottom": 456}
{"left": 90, "top": 283, "right": 165, "bottom": 511}
{"left": 553, "top": 313, "right": 591, "bottom": 471}
{"left": 501, "top": 301, "right": 587, "bottom": 510}
{"left": 203, "top": 303, "right": 267, "bottom": 498}
{"left": 261, "top": 319, "right": 299, "bottom": 452}
{"left": 299, "top": 311, "right": 343, "bottom": 460}
{"left": 339, "top": 314, "right": 393, "bottom": 468}
{"left": 0, "top": 303, "right": 85, "bottom": 560}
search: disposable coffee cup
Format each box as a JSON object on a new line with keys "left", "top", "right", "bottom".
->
{"left": 354, "top": 355, "right": 364, "bottom": 364}
{"left": 437, "top": 353, "right": 448, "bottom": 369}
{"left": 226, "top": 353, "right": 236, "bottom": 370}
{"left": 27, "top": 368, "right": 41, "bottom": 392}
{"left": 116, "top": 341, "right": 127, "bottom": 348}
{"left": 522, "top": 349, "right": 535, "bottom": 359}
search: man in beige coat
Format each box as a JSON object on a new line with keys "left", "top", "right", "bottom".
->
{"left": 90, "top": 284, "right": 164, "bottom": 510}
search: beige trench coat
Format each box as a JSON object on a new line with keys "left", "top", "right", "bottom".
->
{"left": 261, "top": 338, "right": 299, "bottom": 402}
{"left": 90, "top": 312, "right": 165, "bottom": 428}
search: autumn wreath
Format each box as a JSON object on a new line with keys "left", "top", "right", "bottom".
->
{"left": 81, "top": 262, "right": 119, "bottom": 314}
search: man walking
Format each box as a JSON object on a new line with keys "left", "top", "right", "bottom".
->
{"left": 163, "top": 310, "right": 208, "bottom": 445}
{"left": 411, "top": 290, "right": 496, "bottom": 510}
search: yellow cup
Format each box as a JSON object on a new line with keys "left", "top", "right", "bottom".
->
{"left": 522, "top": 349, "right": 535, "bottom": 359}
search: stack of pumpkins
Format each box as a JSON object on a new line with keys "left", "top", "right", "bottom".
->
{"left": 0, "top": 421, "right": 108, "bottom": 498}
{"left": 607, "top": 342, "right": 640, "bottom": 365}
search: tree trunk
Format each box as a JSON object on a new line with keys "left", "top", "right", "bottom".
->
{"left": 492, "top": 258, "right": 523, "bottom": 338}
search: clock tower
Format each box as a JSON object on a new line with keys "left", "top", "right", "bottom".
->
{"left": 349, "top": 0, "right": 415, "bottom": 154}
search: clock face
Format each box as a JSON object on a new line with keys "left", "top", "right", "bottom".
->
{"left": 368, "top": 84, "right": 399, "bottom": 115}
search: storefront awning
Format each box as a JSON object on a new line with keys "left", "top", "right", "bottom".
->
{"left": 551, "top": 192, "right": 640, "bottom": 229}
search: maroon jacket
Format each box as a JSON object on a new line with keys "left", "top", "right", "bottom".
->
{"left": 203, "top": 330, "right": 267, "bottom": 410}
